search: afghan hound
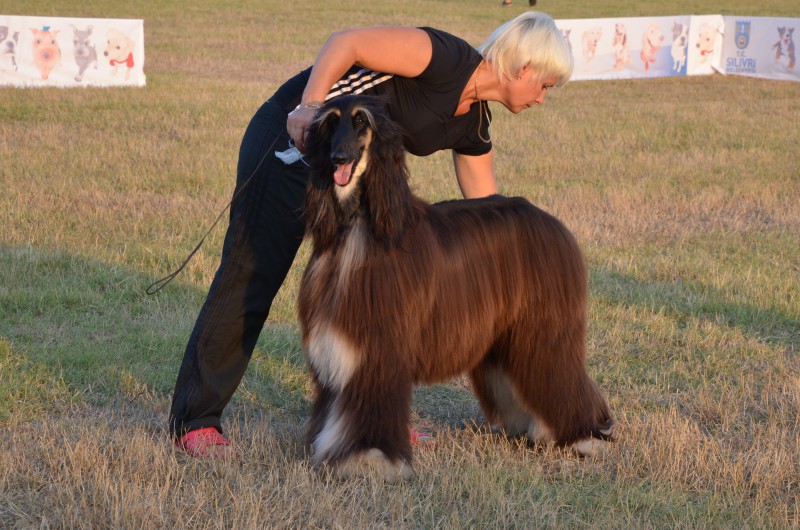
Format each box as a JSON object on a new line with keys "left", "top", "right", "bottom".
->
{"left": 299, "top": 95, "right": 614, "bottom": 482}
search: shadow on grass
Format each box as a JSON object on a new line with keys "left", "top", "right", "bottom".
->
{"left": 0, "top": 244, "right": 310, "bottom": 423}
{"left": 590, "top": 267, "right": 799, "bottom": 351}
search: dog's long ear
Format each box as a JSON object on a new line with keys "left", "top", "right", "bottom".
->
{"left": 304, "top": 108, "right": 339, "bottom": 247}
{"left": 361, "top": 99, "right": 419, "bottom": 245}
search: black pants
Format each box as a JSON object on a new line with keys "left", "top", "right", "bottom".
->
{"left": 169, "top": 101, "right": 309, "bottom": 437}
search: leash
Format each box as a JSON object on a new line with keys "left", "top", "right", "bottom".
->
{"left": 145, "top": 135, "right": 282, "bottom": 295}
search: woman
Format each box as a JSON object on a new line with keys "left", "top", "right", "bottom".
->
{"left": 170, "top": 11, "right": 573, "bottom": 457}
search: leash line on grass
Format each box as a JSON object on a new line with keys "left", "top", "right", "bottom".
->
{"left": 145, "top": 135, "right": 282, "bottom": 295}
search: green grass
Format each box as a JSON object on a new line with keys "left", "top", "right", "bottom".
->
{"left": 2, "top": 0, "right": 799, "bottom": 527}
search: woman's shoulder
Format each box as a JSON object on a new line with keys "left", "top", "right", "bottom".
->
{"left": 416, "top": 27, "right": 481, "bottom": 82}
{"left": 418, "top": 27, "right": 475, "bottom": 55}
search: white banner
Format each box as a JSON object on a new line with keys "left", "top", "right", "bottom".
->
{"left": 0, "top": 15, "right": 145, "bottom": 87}
{"left": 557, "top": 16, "right": 692, "bottom": 81}
{"left": 557, "top": 14, "right": 798, "bottom": 83}
{"left": 720, "top": 16, "right": 799, "bottom": 82}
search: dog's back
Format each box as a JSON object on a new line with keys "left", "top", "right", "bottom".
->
{"left": 407, "top": 195, "right": 587, "bottom": 381}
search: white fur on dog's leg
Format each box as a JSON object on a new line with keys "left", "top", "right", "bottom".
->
{"left": 571, "top": 437, "right": 611, "bottom": 457}
{"left": 527, "top": 412, "right": 555, "bottom": 445}
{"left": 311, "top": 401, "right": 348, "bottom": 467}
{"left": 334, "top": 448, "right": 413, "bottom": 483}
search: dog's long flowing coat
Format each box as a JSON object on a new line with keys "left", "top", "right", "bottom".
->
{"left": 299, "top": 95, "right": 614, "bottom": 481}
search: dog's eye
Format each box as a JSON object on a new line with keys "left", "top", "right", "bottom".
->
{"left": 353, "top": 114, "right": 366, "bottom": 126}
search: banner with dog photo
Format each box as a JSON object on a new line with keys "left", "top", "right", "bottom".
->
{"left": 0, "top": 15, "right": 145, "bottom": 87}
{"left": 556, "top": 16, "right": 691, "bottom": 81}
{"left": 720, "top": 16, "right": 799, "bottom": 82}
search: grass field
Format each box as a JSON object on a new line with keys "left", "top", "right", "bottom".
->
{"left": 2, "top": 0, "right": 799, "bottom": 527}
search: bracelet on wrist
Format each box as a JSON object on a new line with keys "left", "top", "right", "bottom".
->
{"left": 293, "top": 102, "right": 322, "bottom": 112}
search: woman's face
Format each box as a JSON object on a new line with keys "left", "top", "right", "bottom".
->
{"left": 502, "top": 65, "right": 558, "bottom": 113}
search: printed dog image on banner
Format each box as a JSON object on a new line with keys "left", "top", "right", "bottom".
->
{"left": 0, "top": 14, "right": 145, "bottom": 87}
{"left": 70, "top": 25, "right": 98, "bottom": 82}
{"left": 772, "top": 26, "right": 795, "bottom": 70}
{"left": 581, "top": 26, "right": 603, "bottom": 70}
{"left": 641, "top": 23, "right": 665, "bottom": 71}
{"left": 105, "top": 28, "right": 135, "bottom": 80}
{"left": 0, "top": 25, "right": 19, "bottom": 72}
{"left": 612, "top": 23, "right": 631, "bottom": 70}
{"left": 721, "top": 16, "right": 800, "bottom": 82}
{"left": 687, "top": 15, "right": 723, "bottom": 75}
{"left": 671, "top": 21, "right": 689, "bottom": 73}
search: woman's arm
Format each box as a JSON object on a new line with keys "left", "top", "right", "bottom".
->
{"left": 289, "top": 27, "right": 433, "bottom": 151}
{"left": 452, "top": 150, "right": 497, "bottom": 199}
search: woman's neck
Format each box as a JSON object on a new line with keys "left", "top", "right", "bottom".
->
{"left": 455, "top": 60, "right": 489, "bottom": 116}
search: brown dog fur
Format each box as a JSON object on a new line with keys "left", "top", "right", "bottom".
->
{"left": 299, "top": 95, "right": 614, "bottom": 481}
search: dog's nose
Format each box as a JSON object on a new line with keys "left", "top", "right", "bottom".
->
{"left": 331, "top": 153, "right": 349, "bottom": 166}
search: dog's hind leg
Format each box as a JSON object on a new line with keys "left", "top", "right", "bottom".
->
{"left": 470, "top": 359, "right": 531, "bottom": 437}
{"left": 505, "top": 325, "right": 614, "bottom": 456}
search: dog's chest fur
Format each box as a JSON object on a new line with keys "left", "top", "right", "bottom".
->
{"left": 301, "top": 220, "right": 371, "bottom": 389}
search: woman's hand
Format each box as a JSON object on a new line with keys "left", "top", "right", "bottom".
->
{"left": 287, "top": 103, "right": 321, "bottom": 152}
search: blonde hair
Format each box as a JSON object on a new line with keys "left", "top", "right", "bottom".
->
{"left": 478, "top": 11, "right": 573, "bottom": 86}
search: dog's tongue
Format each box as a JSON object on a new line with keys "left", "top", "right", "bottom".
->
{"left": 333, "top": 162, "right": 354, "bottom": 186}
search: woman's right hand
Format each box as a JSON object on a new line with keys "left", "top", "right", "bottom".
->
{"left": 287, "top": 103, "right": 321, "bottom": 152}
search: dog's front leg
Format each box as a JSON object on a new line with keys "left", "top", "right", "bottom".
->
{"left": 325, "top": 364, "right": 414, "bottom": 482}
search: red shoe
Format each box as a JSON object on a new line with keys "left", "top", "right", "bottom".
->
{"left": 409, "top": 427, "right": 436, "bottom": 449}
{"left": 175, "top": 427, "right": 232, "bottom": 458}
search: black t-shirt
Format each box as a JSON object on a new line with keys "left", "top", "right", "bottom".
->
{"left": 271, "top": 27, "right": 492, "bottom": 157}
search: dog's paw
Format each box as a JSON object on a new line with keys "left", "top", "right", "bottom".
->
{"left": 570, "top": 437, "right": 611, "bottom": 457}
{"left": 570, "top": 421, "right": 615, "bottom": 457}
{"left": 333, "top": 448, "right": 413, "bottom": 483}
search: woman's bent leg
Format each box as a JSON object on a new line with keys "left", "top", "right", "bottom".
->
{"left": 169, "top": 101, "right": 308, "bottom": 438}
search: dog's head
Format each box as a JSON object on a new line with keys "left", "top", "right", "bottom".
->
{"left": 305, "top": 95, "right": 417, "bottom": 247}
{"left": 612, "top": 24, "right": 627, "bottom": 46}
{"left": 782, "top": 27, "right": 794, "bottom": 46}
{"left": 582, "top": 28, "right": 602, "bottom": 48}
{"left": 672, "top": 22, "right": 688, "bottom": 43}
{"left": 696, "top": 23, "right": 716, "bottom": 52}
{"left": 0, "top": 27, "right": 19, "bottom": 52}
{"left": 309, "top": 96, "right": 378, "bottom": 201}
{"left": 643, "top": 24, "right": 664, "bottom": 50}
{"left": 105, "top": 29, "right": 133, "bottom": 61}
{"left": 71, "top": 25, "right": 94, "bottom": 55}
